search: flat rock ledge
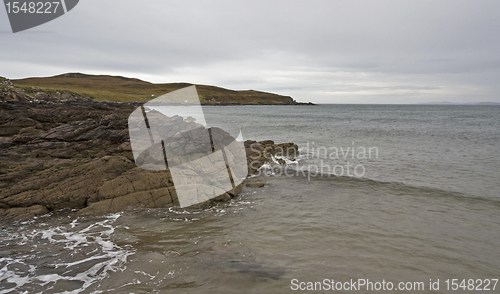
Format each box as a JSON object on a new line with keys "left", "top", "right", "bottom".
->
{"left": 0, "top": 80, "right": 298, "bottom": 221}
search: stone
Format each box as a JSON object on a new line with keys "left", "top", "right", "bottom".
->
{"left": 0, "top": 78, "right": 299, "bottom": 220}
{"left": 0, "top": 205, "right": 49, "bottom": 221}
{"left": 246, "top": 182, "right": 266, "bottom": 188}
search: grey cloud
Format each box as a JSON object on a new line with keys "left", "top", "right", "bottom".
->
{"left": 1, "top": 0, "right": 499, "bottom": 103}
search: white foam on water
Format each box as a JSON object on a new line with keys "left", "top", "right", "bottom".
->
{"left": 258, "top": 155, "right": 299, "bottom": 176}
{"left": 0, "top": 257, "right": 36, "bottom": 294}
{"left": 259, "top": 162, "right": 272, "bottom": 170}
{"left": 0, "top": 213, "right": 135, "bottom": 294}
{"left": 274, "top": 155, "right": 299, "bottom": 165}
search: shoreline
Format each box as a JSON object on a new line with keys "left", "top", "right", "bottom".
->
{"left": 0, "top": 78, "right": 299, "bottom": 221}
{"left": 9, "top": 73, "right": 316, "bottom": 105}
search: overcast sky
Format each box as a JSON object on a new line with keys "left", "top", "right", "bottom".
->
{"left": 1, "top": 0, "right": 499, "bottom": 103}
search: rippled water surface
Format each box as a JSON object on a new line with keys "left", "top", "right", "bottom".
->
{"left": 1, "top": 105, "right": 499, "bottom": 293}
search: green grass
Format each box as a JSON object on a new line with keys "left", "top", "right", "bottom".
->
{"left": 11, "top": 73, "right": 297, "bottom": 104}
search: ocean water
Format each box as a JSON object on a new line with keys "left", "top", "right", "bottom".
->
{"left": 1, "top": 105, "right": 499, "bottom": 293}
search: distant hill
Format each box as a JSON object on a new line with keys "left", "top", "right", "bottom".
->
{"left": 421, "top": 101, "right": 500, "bottom": 105}
{"left": 467, "top": 102, "right": 500, "bottom": 105}
{"left": 12, "top": 73, "right": 310, "bottom": 105}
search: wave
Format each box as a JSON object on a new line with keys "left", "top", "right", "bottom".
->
{"left": 0, "top": 213, "right": 135, "bottom": 294}
{"left": 254, "top": 164, "right": 500, "bottom": 207}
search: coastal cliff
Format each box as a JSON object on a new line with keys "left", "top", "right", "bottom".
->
{"left": 11, "top": 73, "right": 314, "bottom": 105}
{"left": 0, "top": 78, "right": 298, "bottom": 220}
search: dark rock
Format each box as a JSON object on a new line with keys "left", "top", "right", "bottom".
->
{"left": 0, "top": 205, "right": 49, "bottom": 221}
{"left": 245, "top": 140, "right": 299, "bottom": 174}
{"left": 245, "top": 182, "right": 266, "bottom": 188}
{"left": 0, "top": 79, "right": 299, "bottom": 220}
{"left": 213, "top": 193, "right": 232, "bottom": 202}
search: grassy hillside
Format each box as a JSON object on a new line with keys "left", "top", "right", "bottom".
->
{"left": 12, "top": 73, "right": 298, "bottom": 104}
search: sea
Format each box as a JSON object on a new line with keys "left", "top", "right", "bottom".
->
{"left": 1, "top": 104, "right": 499, "bottom": 293}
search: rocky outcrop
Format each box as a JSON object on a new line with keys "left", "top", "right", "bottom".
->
{"left": 245, "top": 140, "right": 299, "bottom": 174}
{"left": 0, "top": 205, "right": 49, "bottom": 221}
{"left": 0, "top": 79, "right": 299, "bottom": 220}
{"left": 1, "top": 76, "right": 93, "bottom": 104}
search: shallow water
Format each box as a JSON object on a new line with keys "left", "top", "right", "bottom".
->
{"left": 1, "top": 105, "right": 499, "bottom": 293}
{"left": 203, "top": 104, "right": 500, "bottom": 200}
{"left": 2, "top": 173, "right": 500, "bottom": 293}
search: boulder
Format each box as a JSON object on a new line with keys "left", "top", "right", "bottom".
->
{"left": 0, "top": 205, "right": 49, "bottom": 221}
{"left": 245, "top": 140, "right": 299, "bottom": 174}
{"left": 0, "top": 79, "right": 299, "bottom": 220}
